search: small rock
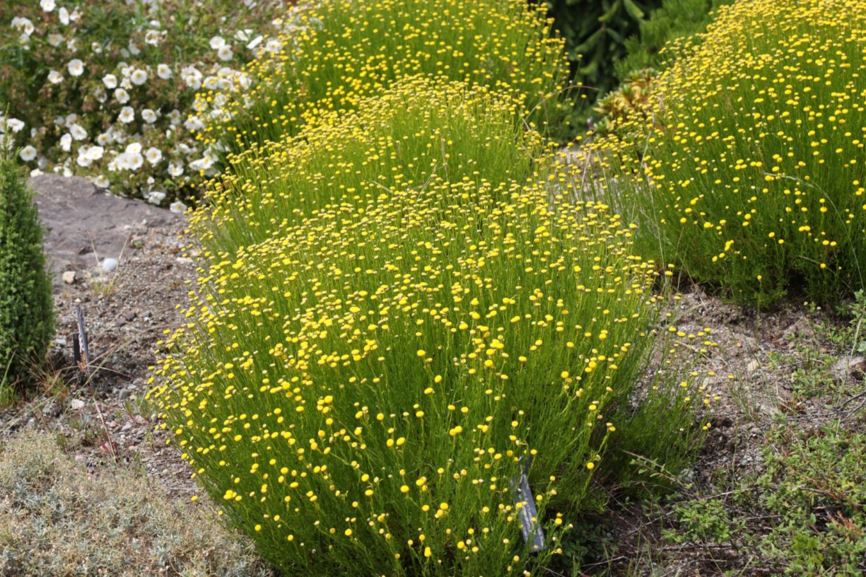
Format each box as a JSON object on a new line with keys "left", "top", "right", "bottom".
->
{"left": 169, "top": 200, "right": 188, "bottom": 214}
{"left": 42, "top": 399, "right": 62, "bottom": 417}
{"left": 831, "top": 355, "right": 866, "bottom": 382}
{"left": 176, "top": 256, "right": 193, "bottom": 265}
{"left": 54, "top": 335, "right": 67, "bottom": 347}
{"left": 746, "top": 359, "right": 760, "bottom": 373}
{"left": 62, "top": 270, "right": 76, "bottom": 284}
{"left": 69, "top": 398, "right": 86, "bottom": 410}
{"left": 101, "top": 257, "right": 118, "bottom": 273}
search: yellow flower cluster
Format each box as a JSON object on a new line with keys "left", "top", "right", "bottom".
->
{"left": 149, "top": 4, "right": 709, "bottom": 576}
{"left": 151, "top": 158, "right": 675, "bottom": 573}
{"left": 588, "top": 0, "right": 866, "bottom": 305}
{"left": 197, "top": 0, "right": 568, "bottom": 157}
{"left": 191, "top": 77, "right": 544, "bottom": 258}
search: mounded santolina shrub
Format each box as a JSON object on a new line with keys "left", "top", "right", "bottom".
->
{"left": 200, "top": 0, "right": 569, "bottom": 157}
{"left": 591, "top": 0, "right": 866, "bottom": 306}
{"left": 150, "top": 85, "right": 706, "bottom": 576}
{"left": 194, "top": 77, "right": 544, "bottom": 258}
{"left": 0, "top": 158, "right": 53, "bottom": 389}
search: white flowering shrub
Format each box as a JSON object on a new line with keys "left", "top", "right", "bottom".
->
{"left": 0, "top": 0, "right": 289, "bottom": 203}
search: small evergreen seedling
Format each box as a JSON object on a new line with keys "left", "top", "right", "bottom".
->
{"left": 0, "top": 157, "right": 53, "bottom": 391}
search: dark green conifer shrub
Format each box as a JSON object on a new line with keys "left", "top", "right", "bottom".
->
{"left": 0, "top": 158, "right": 53, "bottom": 390}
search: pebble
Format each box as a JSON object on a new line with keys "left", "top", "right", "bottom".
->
{"left": 101, "top": 257, "right": 118, "bottom": 273}
{"left": 42, "top": 399, "right": 62, "bottom": 417}
{"left": 69, "top": 398, "right": 86, "bottom": 410}
{"left": 62, "top": 270, "right": 76, "bottom": 284}
{"left": 831, "top": 355, "right": 866, "bottom": 382}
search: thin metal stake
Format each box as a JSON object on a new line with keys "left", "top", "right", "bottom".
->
{"left": 74, "top": 305, "right": 90, "bottom": 385}
{"left": 510, "top": 456, "right": 546, "bottom": 552}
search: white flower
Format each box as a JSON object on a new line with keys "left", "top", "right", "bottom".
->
{"left": 180, "top": 66, "right": 202, "bottom": 90}
{"left": 96, "top": 132, "right": 111, "bottom": 146}
{"left": 76, "top": 145, "right": 103, "bottom": 167}
{"left": 157, "top": 64, "right": 172, "bottom": 80}
{"left": 118, "top": 107, "right": 135, "bottom": 124}
{"left": 86, "top": 145, "right": 104, "bottom": 161}
{"left": 69, "top": 123, "right": 87, "bottom": 140}
{"left": 144, "top": 29, "right": 162, "bottom": 46}
{"left": 93, "top": 175, "right": 110, "bottom": 188}
{"left": 118, "top": 144, "right": 144, "bottom": 172}
{"left": 6, "top": 118, "right": 25, "bottom": 133}
{"left": 209, "top": 35, "right": 226, "bottom": 50}
{"left": 128, "top": 40, "right": 141, "bottom": 56}
{"left": 217, "top": 45, "right": 234, "bottom": 62}
{"left": 183, "top": 115, "right": 204, "bottom": 132}
{"left": 60, "top": 133, "right": 72, "bottom": 152}
{"left": 145, "top": 147, "right": 163, "bottom": 165}
{"left": 169, "top": 200, "right": 188, "bottom": 214}
{"left": 265, "top": 38, "right": 282, "bottom": 54}
{"left": 203, "top": 76, "right": 219, "bottom": 90}
{"left": 58, "top": 7, "right": 70, "bottom": 25}
{"left": 114, "top": 88, "right": 130, "bottom": 104}
{"left": 67, "top": 59, "right": 85, "bottom": 77}
{"left": 40, "top": 0, "right": 56, "bottom": 12}
{"left": 235, "top": 29, "right": 253, "bottom": 42}
{"left": 47, "top": 33, "right": 64, "bottom": 47}
{"left": 246, "top": 35, "right": 264, "bottom": 51}
{"left": 141, "top": 109, "right": 158, "bottom": 124}
{"left": 167, "top": 161, "right": 184, "bottom": 177}
{"left": 91, "top": 41, "right": 103, "bottom": 54}
{"left": 103, "top": 74, "right": 118, "bottom": 89}
{"left": 146, "top": 190, "right": 166, "bottom": 205}
{"left": 130, "top": 69, "right": 148, "bottom": 86}
{"left": 11, "top": 17, "right": 34, "bottom": 34}
{"left": 47, "top": 70, "right": 64, "bottom": 84}
{"left": 19, "top": 145, "right": 37, "bottom": 162}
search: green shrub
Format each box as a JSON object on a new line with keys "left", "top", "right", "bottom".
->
{"left": 544, "top": 0, "right": 661, "bottom": 95}
{"left": 0, "top": 157, "right": 53, "bottom": 390}
{"left": 194, "top": 77, "right": 544, "bottom": 258}
{"left": 589, "top": 0, "right": 866, "bottom": 306}
{"left": 150, "top": 85, "right": 705, "bottom": 576}
{"left": 201, "top": 0, "right": 569, "bottom": 158}
{"left": 614, "top": 0, "right": 731, "bottom": 80}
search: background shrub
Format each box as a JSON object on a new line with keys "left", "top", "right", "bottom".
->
{"left": 0, "top": 0, "right": 287, "bottom": 202}
{"left": 0, "top": 157, "right": 52, "bottom": 392}
{"left": 590, "top": 0, "right": 866, "bottom": 306}
{"left": 194, "top": 77, "right": 544, "bottom": 258}
{"left": 151, "top": 84, "right": 704, "bottom": 575}
{"left": 544, "top": 0, "right": 661, "bottom": 96}
{"left": 613, "top": 0, "right": 731, "bottom": 81}
{"left": 201, "top": 0, "right": 569, "bottom": 158}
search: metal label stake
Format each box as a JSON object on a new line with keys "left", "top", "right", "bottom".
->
{"left": 510, "top": 456, "right": 546, "bottom": 552}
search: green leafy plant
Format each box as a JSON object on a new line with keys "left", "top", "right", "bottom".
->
{"left": 544, "top": 0, "right": 662, "bottom": 94}
{"left": 0, "top": 156, "right": 53, "bottom": 392}
{"left": 614, "top": 0, "right": 731, "bottom": 80}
